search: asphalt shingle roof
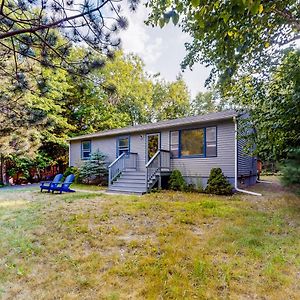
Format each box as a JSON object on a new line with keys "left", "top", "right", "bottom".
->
{"left": 69, "top": 110, "right": 237, "bottom": 141}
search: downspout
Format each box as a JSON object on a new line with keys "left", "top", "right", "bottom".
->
{"left": 234, "top": 116, "right": 262, "bottom": 196}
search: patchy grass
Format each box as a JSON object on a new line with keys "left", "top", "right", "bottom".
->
{"left": 72, "top": 183, "right": 106, "bottom": 192}
{"left": 0, "top": 179, "right": 299, "bottom": 299}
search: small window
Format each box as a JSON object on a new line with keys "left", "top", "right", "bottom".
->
{"left": 117, "top": 136, "right": 129, "bottom": 156}
{"left": 206, "top": 127, "right": 217, "bottom": 157}
{"left": 81, "top": 140, "right": 91, "bottom": 160}
{"left": 170, "top": 131, "right": 179, "bottom": 158}
{"left": 181, "top": 128, "right": 204, "bottom": 157}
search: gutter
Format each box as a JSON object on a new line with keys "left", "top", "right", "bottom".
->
{"left": 233, "top": 116, "right": 262, "bottom": 196}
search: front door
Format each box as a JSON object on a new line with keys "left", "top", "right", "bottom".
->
{"left": 146, "top": 133, "right": 160, "bottom": 161}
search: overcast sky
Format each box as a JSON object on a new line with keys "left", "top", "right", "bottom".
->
{"left": 118, "top": 5, "right": 210, "bottom": 99}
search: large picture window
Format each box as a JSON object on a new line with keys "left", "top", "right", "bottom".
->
{"left": 170, "top": 131, "right": 179, "bottom": 158}
{"left": 181, "top": 128, "right": 204, "bottom": 157}
{"left": 117, "top": 136, "right": 129, "bottom": 156}
{"left": 81, "top": 140, "right": 91, "bottom": 160}
{"left": 206, "top": 127, "right": 217, "bottom": 157}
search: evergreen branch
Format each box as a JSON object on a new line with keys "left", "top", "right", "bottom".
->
{"left": 0, "top": 0, "right": 112, "bottom": 39}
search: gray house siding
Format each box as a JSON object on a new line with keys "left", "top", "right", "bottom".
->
{"left": 237, "top": 117, "right": 257, "bottom": 186}
{"left": 237, "top": 139, "right": 257, "bottom": 178}
{"left": 69, "top": 136, "right": 116, "bottom": 167}
{"left": 170, "top": 121, "right": 235, "bottom": 187}
{"left": 69, "top": 111, "right": 256, "bottom": 188}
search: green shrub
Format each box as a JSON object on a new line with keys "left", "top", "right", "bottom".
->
{"left": 281, "top": 148, "right": 300, "bottom": 192}
{"left": 168, "top": 170, "right": 186, "bottom": 191}
{"left": 79, "top": 150, "right": 108, "bottom": 185}
{"left": 205, "top": 168, "right": 233, "bottom": 195}
{"left": 63, "top": 166, "right": 80, "bottom": 183}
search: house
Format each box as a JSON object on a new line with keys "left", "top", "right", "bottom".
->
{"left": 68, "top": 110, "right": 257, "bottom": 193}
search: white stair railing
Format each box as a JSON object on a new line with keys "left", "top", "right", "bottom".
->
{"left": 108, "top": 152, "right": 138, "bottom": 185}
{"left": 145, "top": 150, "right": 170, "bottom": 191}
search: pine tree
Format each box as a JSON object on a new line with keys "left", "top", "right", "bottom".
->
{"left": 168, "top": 170, "right": 186, "bottom": 191}
{"left": 79, "top": 150, "right": 108, "bottom": 184}
{"left": 205, "top": 168, "right": 233, "bottom": 195}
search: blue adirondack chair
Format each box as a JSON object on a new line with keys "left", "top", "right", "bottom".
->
{"left": 50, "top": 174, "right": 75, "bottom": 194}
{"left": 40, "top": 174, "right": 63, "bottom": 192}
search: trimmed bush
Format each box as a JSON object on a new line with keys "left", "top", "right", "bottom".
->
{"left": 205, "top": 168, "right": 233, "bottom": 195}
{"left": 168, "top": 170, "right": 186, "bottom": 191}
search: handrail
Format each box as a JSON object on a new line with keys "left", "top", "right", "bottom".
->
{"left": 145, "top": 151, "right": 160, "bottom": 168}
{"left": 108, "top": 152, "right": 125, "bottom": 168}
{"left": 108, "top": 152, "right": 138, "bottom": 185}
{"left": 145, "top": 149, "right": 170, "bottom": 191}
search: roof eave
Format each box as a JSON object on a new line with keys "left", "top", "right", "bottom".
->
{"left": 68, "top": 112, "right": 237, "bottom": 142}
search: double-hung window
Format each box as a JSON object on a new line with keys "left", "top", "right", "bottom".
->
{"left": 181, "top": 128, "right": 204, "bottom": 157}
{"left": 206, "top": 127, "right": 217, "bottom": 157}
{"left": 170, "top": 131, "right": 179, "bottom": 158}
{"left": 170, "top": 126, "right": 217, "bottom": 158}
{"left": 81, "top": 140, "right": 91, "bottom": 160}
{"left": 117, "top": 136, "right": 129, "bottom": 156}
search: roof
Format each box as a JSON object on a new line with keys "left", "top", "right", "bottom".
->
{"left": 69, "top": 110, "right": 237, "bottom": 141}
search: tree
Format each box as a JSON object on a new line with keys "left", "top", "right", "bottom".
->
{"left": 205, "top": 168, "right": 232, "bottom": 195}
{"left": 79, "top": 150, "right": 108, "bottom": 184}
{"left": 190, "top": 91, "right": 217, "bottom": 116}
{"left": 0, "top": 0, "right": 139, "bottom": 82}
{"left": 147, "top": 0, "right": 300, "bottom": 85}
{"left": 226, "top": 50, "right": 300, "bottom": 161}
{"left": 281, "top": 148, "right": 300, "bottom": 191}
{"left": 168, "top": 170, "right": 186, "bottom": 191}
{"left": 151, "top": 74, "right": 190, "bottom": 121}
{"left": 100, "top": 51, "right": 153, "bottom": 125}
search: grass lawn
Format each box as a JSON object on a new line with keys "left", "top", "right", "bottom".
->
{"left": 0, "top": 179, "right": 299, "bottom": 299}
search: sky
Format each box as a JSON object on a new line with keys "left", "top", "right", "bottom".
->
{"left": 119, "top": 5, "right": 210, "bottom": 99}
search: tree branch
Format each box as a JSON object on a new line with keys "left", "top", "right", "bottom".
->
{"left": 274, "top": 8, "right": 300, "bottom": 32}
{"left": 0, "top": 0, "right": 111, "bottom": 39}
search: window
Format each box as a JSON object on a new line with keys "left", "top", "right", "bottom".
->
{"left": 181, "top": 128, "right": 204, "bottom": 157}
{"left": 81, "top": 140, "right": 91, "bottom": 160}
{"left": 170, "top": 131, "right": 179, "bottom": 158}
{"left": 117, "top": 136, "right": 129, "bottom": 156}
{"left": 206, "top": 127, "right": 217, "bottom": 157}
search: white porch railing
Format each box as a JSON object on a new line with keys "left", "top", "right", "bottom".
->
{"left": 108, "top": 152, "right": 138, "bottom": 185}
{"left": 145, "top": 150, "right": 170, "bottom": 191}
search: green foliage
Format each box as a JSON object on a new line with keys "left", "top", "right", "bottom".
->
{"left": 63, "top": 167, "right": 80, "bottom": 183}
{"left": 147, "top": 0, "right": 300, "bottom": 85}
{"left": 0, "top": 44, "right": 192, "bottom": 183}
{"left": 79, "top": 150, "right": 108, "bottom": 185}
{"left": 281, "top": 148, "right": 300, "bottom": 191}
{"left": 152, "top": 74, "right": 190, "bottom": 121}
{"left": 6, "top": 152, "right": 53, "bottom": 180}
{"left": 226, "top": 50, "right": 300, "bottom": 161}
{"left": 168, "top": 170, "right": 186, "bottom": 191}
{"left": 205, "top": 168, "right": 233, "bottom": 195}
{"left": 190, "top": 91, "right": 218, "bottom": 116}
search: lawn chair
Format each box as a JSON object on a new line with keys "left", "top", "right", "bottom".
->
{"left": 40, "top": 174, "right": 63, "bottom": 193}
{"left": 50, "top": 174, "right": 75, "bottom": 194}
